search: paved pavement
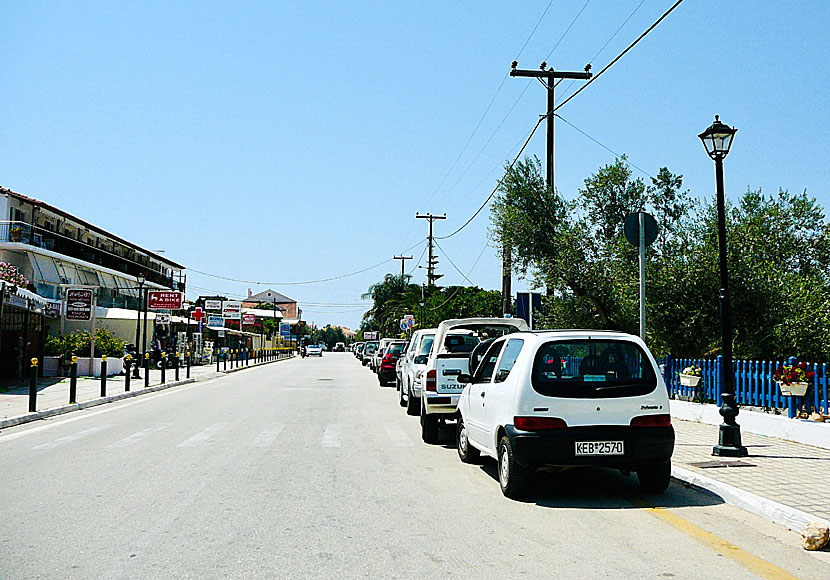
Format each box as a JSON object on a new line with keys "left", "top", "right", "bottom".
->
{"left": 2, "top": 356, "right": 828, "bottom": 538}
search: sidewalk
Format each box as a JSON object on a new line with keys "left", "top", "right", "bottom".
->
{"left": 672, "top": 418, "right": 830, "bottom": 531}
{"left": 0, "top": 356, "right": 290, "bottom": 428}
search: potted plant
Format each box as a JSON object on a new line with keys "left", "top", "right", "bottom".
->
{"left": 9, "top": 226, "right": 22, "bottom": 242}
{"left": 774, "top": 362, "right": 814, "bottom": 397}
{"left": 679, "top": 366, "right": 702, "bottom": 387}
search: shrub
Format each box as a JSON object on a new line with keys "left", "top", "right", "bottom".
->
{"left": 43, "top": 329, "right": 125, "bottom": 359}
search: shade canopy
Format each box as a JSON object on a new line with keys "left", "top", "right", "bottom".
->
{"left": 698, "top": 115, "right": 737, "bottom": 159}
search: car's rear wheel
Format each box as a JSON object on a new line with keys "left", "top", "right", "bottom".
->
{"left": 456, "top": 418, "right": 480, "bottom": 464}
{"left": 498, "top": 435, "right": 528, "bottom": 499}
{"left": 406, "top": 388, "right": 419, "bottom": 416}
{"left": 637, "top": 460, "right": 671, "bottom": 493}
{"left": 420, "top": 406, "right": 439, "bottom": 444}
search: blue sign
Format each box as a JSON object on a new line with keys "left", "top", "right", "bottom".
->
{"left": 279, "top": 323, "right": 291, "bottom": 337}
{"left": 207, "top": 315, "right": 225, "bottom": 328}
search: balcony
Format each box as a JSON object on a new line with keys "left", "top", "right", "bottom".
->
{"left": 0, "top": 220, "right": 185, "bottom": 291}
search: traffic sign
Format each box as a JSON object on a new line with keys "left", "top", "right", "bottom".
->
{"left": 624, "top": 212, "right": 658, "bottom": 247}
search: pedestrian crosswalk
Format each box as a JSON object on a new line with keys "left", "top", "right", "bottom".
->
{"left": 30, "top": 422, "right": 415, "bottom": 450}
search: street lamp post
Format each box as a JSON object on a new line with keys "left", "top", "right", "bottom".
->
{"left": 698, "top": 115, "right": 747, "bottom": 458}
{"left": 133, "top": 273, "right": 145, "bottom": 378}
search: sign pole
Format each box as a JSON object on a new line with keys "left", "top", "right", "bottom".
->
{"left": 639, "top": 212, "right": 646, "bottom": 340}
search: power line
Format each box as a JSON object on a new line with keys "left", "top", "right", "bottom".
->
{"left": 544, "top": 0, "right": 592, "bottom": 61}
{"left": 433, "top": 239, "right": 476, "bottom": 286}
{"left": 436, "top": 114, "right": 545, "bottom": 240}
{"left": 187, "top": 237, "right": 426, "bottom": 286}
{"left": 428, "top": 242, "right": 490, "bottom": 311}
{"left": 554, "top": 0, "right": 686, "bottom": 112}
{"left": 555, "top": 113, "right": 653, "bottom": 178}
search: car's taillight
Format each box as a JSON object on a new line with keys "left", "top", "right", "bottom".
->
{"left": 513, "top": 416, "right": 567, "bottom": 430}
{"left": 630, "top": 414, "right": 672, "bottom": 427}
{"left": 383, "top": 354, "right": 393, "bottom": 362}
{"left": 426, "top": 369, "right": 436, "bottom": 391}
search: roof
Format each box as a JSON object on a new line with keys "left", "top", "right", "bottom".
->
{"left": 0, "top": 186, "right": 184, "bottom": 269}
{"left": 245, "top": 288, "right": 295, "bottom": 303}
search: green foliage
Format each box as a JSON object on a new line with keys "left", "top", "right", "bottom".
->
{"left": 43, "top": 329, "right": 126, "bottom": 359}
{"left": 313, "top": 324, "right": 347, "bottom": 349}
{"left": 490, "top": 155, "right": 830, "bottom": 361}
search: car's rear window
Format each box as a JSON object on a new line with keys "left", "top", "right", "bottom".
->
{"left": 418, "top": 335, "right": 435, "bottom": 356}
{"left": 388, "top": 343, "right": 405, "bottom": 355}
{"left": 531, "top": 339, "right": 657, "bottom": 399}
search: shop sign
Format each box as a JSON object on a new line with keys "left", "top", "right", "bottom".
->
{"left": 204, "top": 299, "right": 222, "bottom": 311}
{"left": 242, "top": 313, "right": 256, "bottom": 326}
{"left": 207, "top": 315, "right": 225, "bottom": 327}
{"left": 148, "top": 291, "right": 183, "bottom": 310}
{"left": 155, "top": 313, "right": 171, "bottom": 325}
{"left": 66, "top": 288, "right": 93, "bottom": 320}
{"left": 222, "top": 300, "right": 242, "bottom": 320}
{"left": 45, "top": 301, "right": 62, "bottom": 319}
{"left": 279, "top": 322, "right": 291, "bottom": 338}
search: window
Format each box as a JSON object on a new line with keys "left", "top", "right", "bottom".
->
{"left": 473, "top": 340, "right": 505, "bottom": 383}
{"left": 388, "top": 343, "right": 405, "bottom": 355}
{"left": 418, "top": 334, "right": 435, "bottom": 356}
{"left": 531, "top": 339, "right": 657, "bottom": 399}
{"left": 494, "top": 339, "right": 524, "bottom": 383}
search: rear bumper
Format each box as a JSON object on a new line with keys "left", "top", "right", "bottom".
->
{"left": 504, "top": 425, "right": 674, "bottom": 470}
{"left": 378, "top": 369, "right": 396, "bottom": 382}
{"left": 424, "top": 393, "right": 461, "bottom": 415}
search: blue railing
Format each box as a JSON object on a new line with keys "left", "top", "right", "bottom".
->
{"left": 662, "top": 355, "right": 830, "bottom": 419}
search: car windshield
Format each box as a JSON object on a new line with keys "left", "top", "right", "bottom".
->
{"left": 365, "top": 342, "right": 378, "bottom": 353}
{"left": 443, "top": 333, "right": 480, "bottom": 354}
{"left": 531, "top": 339, "right": 657, "bottom": 399}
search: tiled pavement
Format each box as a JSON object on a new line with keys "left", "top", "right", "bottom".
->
{"left": 672, "top": 419, "right": 830, "bottom": 525}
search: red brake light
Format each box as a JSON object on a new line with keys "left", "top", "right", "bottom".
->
{"left": 630, "top": 414, "right": 671, "bottom": 427}
{"left": 426, "top": 369, "right": 436, "bottom": 391}
{"left": 383, "top": 354, "right": 394, "bottom": 362}
{"left": 513, "top": 416, "right": 567, "bottom": 430}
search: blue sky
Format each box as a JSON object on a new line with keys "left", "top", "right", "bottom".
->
{"left": 2, "top": 1, "right": 828, "bottom": 330}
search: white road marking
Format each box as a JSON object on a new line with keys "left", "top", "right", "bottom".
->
{"left": 384, "top": 423, "right": 413, "bottom": 447}
{"left": 107, "top": 424, "right": 171, "bottom": 448}
{"left": 33, "top": 425, "right": 113, "bottom": 450}
{"left": 249, "top": 424, "right": 285, "bottom": 447}
{"left": 321, "top": 424, "right": 342, "bottom": 448}
{"left": 177, "top": 423, "right": 227, "bottom": 447}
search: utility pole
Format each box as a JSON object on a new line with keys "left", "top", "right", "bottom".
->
{"left": 416, "top": 212, "right": 446, "bottom": 287}
{"left": 510, "top": 61, "right": 592, "bottom": 193}
{"left": 393, "top": 255, "right": 413, "bottom": 278}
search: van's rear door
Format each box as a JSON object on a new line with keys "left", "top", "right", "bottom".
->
{"left": 435, "top": 357, "right": 470, "bottom": 394}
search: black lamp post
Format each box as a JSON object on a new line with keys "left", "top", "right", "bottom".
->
{"left": 698, "top": 115, "right": 747, "bottom": 458}
{"left": 418, "top": 299, "right": 425, "bottom": 329}
{"left": 133, "top": 273, "right": 145, "bottom": 378}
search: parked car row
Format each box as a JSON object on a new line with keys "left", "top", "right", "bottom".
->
{"left": 354, "top": 318, "right": 675, "bottom": 499}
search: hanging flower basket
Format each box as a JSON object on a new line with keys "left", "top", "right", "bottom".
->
{"left": 778, "top": 381, "right": 809, "bottom": 397}
{"left": 679, "top": 373, "right": 702, "bottom": 387}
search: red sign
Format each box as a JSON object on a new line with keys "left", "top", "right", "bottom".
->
{"left": 191, "top": 307, "right": 205, "bottom": 322}
{"left": 242, "top": 313, "right": 256, "bottom": 326}
{"left": 148, "top": 291, "right": 183, "bottom": 310}
{"left": 65, "top": 288, "right": 93, "bottom": 320}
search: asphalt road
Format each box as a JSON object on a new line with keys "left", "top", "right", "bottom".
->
{"left": 1, "top": 353, "right": 828, "bottom": 579}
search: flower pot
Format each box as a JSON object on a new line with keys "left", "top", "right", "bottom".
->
{"left": 43, "top": 356, "right": 62, "bottom": 377}
{"left": 679, "top": 373, "right": 702, "bottom": 387}
{"left": 778, "top": 381, "right": 809, "bottom": 397}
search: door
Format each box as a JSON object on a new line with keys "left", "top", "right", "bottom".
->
{"left": 484, "top": 339, "right": 525, "bottom": 446}
{"left": 466, "top": 340, "right": 505, "bottom": 449}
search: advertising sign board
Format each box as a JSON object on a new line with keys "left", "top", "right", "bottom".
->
{"left": 279, "top": 322, "right": 291, "bottom": 338}
{"left": 222, "top": 300, "right": 242, "bottom": 320}
{"left": 155, "top": 313, "right": 171, "bottom": 325}
{"left": 148, "top": 291, "right": 183, "bottom": 310}
{"left": 242, "top": 313, "right": 256, "bottom": 326}
{"left": 45, "top": 301, "right": 62, "bottom": 319}
{"left": 204, "top": 299, "right": 222, "bottom": 311}
{"left": 207, "top": 315, "right": 225, "bottom": 327}
{"left": 364, "top": 331, "right": 378, "bottom": 340}
{"left": 66, "top": 288, "right": 93, "bottom": 320}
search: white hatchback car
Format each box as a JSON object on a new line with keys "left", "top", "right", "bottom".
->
{"left": 456, "top": 330, "right": 674, "bottom": 498}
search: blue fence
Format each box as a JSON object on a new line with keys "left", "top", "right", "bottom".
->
{"left": 662, "top": 355, "right": 830, "bottom": 419}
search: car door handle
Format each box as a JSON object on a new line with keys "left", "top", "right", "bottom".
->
{"left": 480, "top": 392, "right": 485, "bottom": 398}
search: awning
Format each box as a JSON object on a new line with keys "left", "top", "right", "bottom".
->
{"left": 1, "top": 280, "right": 48, "bottom": 306}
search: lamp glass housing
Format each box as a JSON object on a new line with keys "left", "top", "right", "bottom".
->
{"left": 698, "top": 116, "right": 737, "bottom": 159}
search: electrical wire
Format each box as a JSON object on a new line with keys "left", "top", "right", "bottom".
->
{"left": 436, "top": 114, "right": 545, "bottom": 240}
{"left": 428, "top": 242, "right": 490, "bottom": 311}
{"left": 554, "top": 0, "right": 686, "bottom": 112}
{"left": 433, "top": 239, "right": 476, "bottom": 286}
{"left": 187, "top": 237, "right": 427, "bottom": 286}
{"left": 555, "top": 114, "right": 653, "bottom": 178}
{"left": 407, "top": 242, "right": 429, "bottom": 275}
{"left": 544, "top": 0, "right": 592, "bottom": 61}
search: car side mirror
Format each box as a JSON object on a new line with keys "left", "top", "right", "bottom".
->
{"left": 415, "top": 355, "right": 428, "bottom": 365}
{"left": 457, "top": 373, "right": 472, "bottom": 384}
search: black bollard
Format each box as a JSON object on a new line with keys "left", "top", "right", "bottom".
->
{"left": 28, "top": 358, "right": 38, "bottom": 413}
{"left": 186, "top": 351, "right": 191, "bottom": 379}
{"left": 223, "top": 350, "right": 227, "bottom": 371}
{"left": 125, "top": 355, "right": 131, "bottom": 392}
{"left": 161, "top": 353, "right": 166, "bottom": 384}
{"left": 145, "top": 352, "right": 150, "bottom": 388}
{"left": 174, "top": 353, "right": 180, "bottom": 381}
{"left": 245, "top": 348, "right": 249, "bottom": 366}
{"left": 100, "top": 355, "right": 108, "bottom": 398}
{"left": 69, "top": 356, "right": 78, "bottom": 403}
{"left": 217, "top": 349, "right": 220, "bottom": 372}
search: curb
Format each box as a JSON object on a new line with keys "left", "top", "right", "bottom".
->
{"left": 671, "top": 465, "right": 829, "bottom": 531}
{"left": 0, "top": 355, "right": 296, "bottom": 430}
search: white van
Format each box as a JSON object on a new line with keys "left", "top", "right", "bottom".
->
{"left": 456, "top": 330, "right": 674, "bottom": 498}
{"left": 420, "top": 317, "right": 528, "bottom": 443}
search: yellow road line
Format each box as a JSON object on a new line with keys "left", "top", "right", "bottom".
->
{"left": 644, "top": 505, "right": 802, "bottom": 580}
